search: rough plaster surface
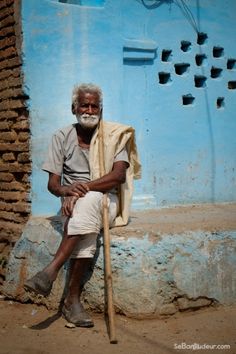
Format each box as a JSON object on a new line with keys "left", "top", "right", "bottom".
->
{"left": 3, "top": 204, "right": 236, "bottom": 318}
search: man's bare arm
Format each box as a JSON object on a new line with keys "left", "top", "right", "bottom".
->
{"left": 47, "top": 161, "right": 128, "bottom": 198}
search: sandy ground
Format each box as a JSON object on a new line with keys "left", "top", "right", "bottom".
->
{"left": 0, "top": 299, "right": 235, "bottom": 354}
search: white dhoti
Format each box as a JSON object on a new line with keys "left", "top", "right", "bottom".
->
{"left": 66, "top": 191, "right": 118, "bottom": 258}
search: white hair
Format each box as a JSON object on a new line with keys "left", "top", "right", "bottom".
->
{"left": 72, "top": 83, "right": 103, "bottom": 110}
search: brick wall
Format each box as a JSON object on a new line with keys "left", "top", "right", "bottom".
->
{"left": 0, "top": 0, "right": 31, "bottom": 289}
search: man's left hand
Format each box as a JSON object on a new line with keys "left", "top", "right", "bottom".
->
{"left": 61, "top": 196, "right": 78, "bottom": 216}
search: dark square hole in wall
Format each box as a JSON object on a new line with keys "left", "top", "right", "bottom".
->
{"left": 211, "top": 67, "right": 222, "bottom": 78}
{"left": 227, "top": 59, "right": 236, "bottom": 70}
{"left": 197, "top": 32, "right": 208, "bottom": 45}
{"left": 182, "top": 94, "right": 195, "bottom": 105}
{"left": 228, "top": 81, "right": 236, "bottom": 89}
{"left": 195, "top": 54, "right": 207, "bottom": 66}
{"left": 213, "top": 46, "right": 224, "bottom": 58}
{"left": 181, "top": 41, "right": 191, "bottom": 52}
{"left": 158, "top": 72, "right": 171, "bottom": 84}
{"left": 174, "top": 63, "right": 190, "bottom": 75}
{"left": 161, "top": 50, "right": 172, "bottom": 62}
{"left": 194, "top": 75, "right": 207, "bottom": 88}
{"left": 216, "top": 97, "right": 225, "bottom": 109}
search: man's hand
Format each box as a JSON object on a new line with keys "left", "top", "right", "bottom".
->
{"left": 64, "top": 182, "right": 89, "bottom": 197}
{"left": 61, "top": 196, "right": 78, "bottom": 216}
{"left": 47, "top": 174, "right": 90, "bottom": 198}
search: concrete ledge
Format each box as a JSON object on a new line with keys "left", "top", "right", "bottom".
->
{"left": 3, "top": 203, "right": 236, "bottom": 318}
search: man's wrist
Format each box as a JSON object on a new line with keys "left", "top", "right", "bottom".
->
{"left": 57, "top": 185, "right": 67, "bottom": 197}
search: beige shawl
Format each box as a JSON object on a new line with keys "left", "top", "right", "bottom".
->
{"left": 89, "top": 120, "right": 141, "bottom": 226}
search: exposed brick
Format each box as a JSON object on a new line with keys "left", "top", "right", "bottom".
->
{"left": 0, "top": 172, "right": 14, "bottom": 182}
{"left": 0, "top": 191, "right": 27, "bottom": 201}
{"left": 6, "top": 0, "right": 14, "bottom": 6}
{"left": 0, "top": 201, "right": 11, "bottom": 212}
{"left": 0, "top": 130, "right": 17, "bottom": 141}
{"left": 9, "top": 163, "right": 31, "bottom": 173}
{"left": 0, "top": 87, "right": 23, "bottom": 100}
{"left": 22, "top": 174, "right": 29, "bottom": 183}
{"left": 0, "top": 76, "right": 22, "bottom": 91}
{"left": 0, "top": 57, "right": 21, "bottom": 71}
{"left": 0, "top": 25, "right": 14, "bottom": 37}
{"left": 12, "top": 202, "right": 31, "bottom": 213}
{"left": 0, "top": 220, "right": 23, "bottom": 235}
{"left": 18, "top": 131, "right": 28, "bottom": 142}
{"left": 0, "top": 99, "right": 25, "bottom": 111}
{"left": 0, "top": 110, "right": 18, "bottom": 119}
{"left": 0, "top": 0, "right": 15, "bottom": 9}
{"left": 0, "top": 181, "right": 25, "bottom": 191}
{"left": 0, "top": 15, "right": 15, "bottom": 29}
{"left": 0, "top": 242, "right": 7, "bottom": 253}
{"left": 0, "top": 210, "right": 28, "bottom": 223}
{"left": 17, "top": 152, "right": 30, "bottom": 163}
{"left": 0, "top": 0, "right": 30, "bottom": 258}
{"left": 0, "top": 46, "right": 17, "bottom": 60}
{"left": 0, "top": 1, "right": 7, "bottom": 11}
{"left": 0, "top": 142, "right": 29, "bottom": 151}
{"left": 0, "top": 67, "right": 21, "bottom": 81}
{"left": 2, "top": 152, "right": 15, "bottom": 161}
{"left": 0, "top": 201, "right": 31, "bottom": 213}
{"left": 0, "top": 5, "right": 14, "bottom": 21}
{"left": 0, "top": 36, "right": 15, "bottom": 50}
{"left": 12, "top": 119, "right": 29, "bottom": 130}
{"left": 0, "top": 121, "right": 12, "bottom": 129}
{"left": 0, "top": 162, "right": 31, "bottom": 173}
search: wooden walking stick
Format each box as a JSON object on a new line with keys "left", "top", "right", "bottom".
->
{"left": 98, "top": 119, "right": 118, "bottom": 344}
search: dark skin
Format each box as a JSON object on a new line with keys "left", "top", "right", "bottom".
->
{"left": 48, "top": 91, "right": 128, "bottom": 216}
{"left": 40, "top": 91, "right": 128, "bottom": 316}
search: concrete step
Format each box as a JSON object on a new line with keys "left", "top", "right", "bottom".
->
{"left": 3, "top": 203, "right": 236, "bottom": 318}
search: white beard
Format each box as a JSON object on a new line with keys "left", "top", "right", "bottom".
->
{"left": 76, "top": 113, "right": 100, "bottom": 129}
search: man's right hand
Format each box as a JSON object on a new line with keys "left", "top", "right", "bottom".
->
{"left": 48, "top": 173, "right": 90, "bottom": 199}
{"left": 63, "top": 182, "right": 89, "bottom": 197}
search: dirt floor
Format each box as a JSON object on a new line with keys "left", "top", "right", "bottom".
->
{"left": 0, "top": 299, "right": 235, "bottom": 354}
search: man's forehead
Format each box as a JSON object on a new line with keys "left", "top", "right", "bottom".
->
{"left": 79, "top": 92, "right": 100, "bottom": 102}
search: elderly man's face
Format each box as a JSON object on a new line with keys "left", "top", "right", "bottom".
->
{"left": 76, "top": 92, "right": 101, "bottom": 129}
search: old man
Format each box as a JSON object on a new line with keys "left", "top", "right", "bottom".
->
{"left": 24, "top": 83, "right": 141, "bottom": 327}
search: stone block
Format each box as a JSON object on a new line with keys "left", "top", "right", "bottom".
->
{"left": 0, "top": 76, "right": 22, "bottom": 91}
{"left": 0, "top": 99, "right": 25, "bottom": 111}
{"left": 0, "top": 36, "right": 15, "bottom": 50}
{"left": 0, "top": 191, "right": 27, "bottom": 201}
{"left": 3, "top": 215, "right": 236, "bottom": 318}
{"left": 0, "top": 181, "right": 25, "bottom": 191}
{"left": 17, "top": 152, "right": 30, "bottom": 163}
{"left": 0, "top": 142, "right": 29, "bottom": 151}
{"left": 0, "top": 67, "right": 21, "bottom": 80}
{"left": 0, "top": 121, "right": 12, "bottom": 130}
{"left": 0, "top": 87, "right": 23, "bottom": 100}
{"left": 159, "top": 303, "right": 178, "bottom": 316}
{"left": 2, "top": 152, "right": 15, "bottom": 161}
{"left": 0, "top": 131, "right": 17, "bottom": 141}
{"left": 18, "top": 132, "right": 29, "bottom": 142}
{"left": 0, "top": 172, "right": 14, "bottom": 182}
{"left": 0, "top": 46, "right": 17, "bottom": 60}
{"left": 0, "top": 15, "right": 15, "bottom": 29}
{"left": 176, "top": 297, "right": 212, "bottom": 311}
{"left": 12, "top": 120, "right": 29, "bottom": 131}
{"left": 0, "top": 110, "right": 18, "bottom": 119}
{"left": 0, "top": 57, "right": 21, "bottom": 71}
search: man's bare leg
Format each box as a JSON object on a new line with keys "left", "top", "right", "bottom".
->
{"left": 24, "top": 220, "right": 81, "bottom": 296}
{"left": 62, "top": 258, "right": 94, "bottom": 327}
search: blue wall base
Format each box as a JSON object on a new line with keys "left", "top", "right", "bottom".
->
{"left": 3, "top": 206, "right": 236, "bottom": 317}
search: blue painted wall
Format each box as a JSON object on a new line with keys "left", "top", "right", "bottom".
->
{"left": 21, "top": 0, "right": 236, "bottom": 215}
